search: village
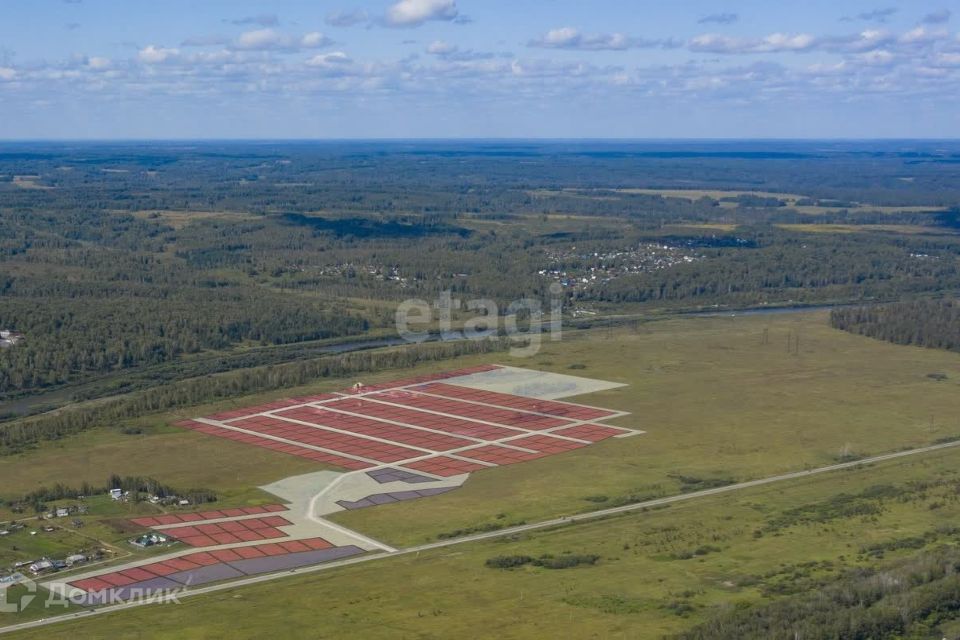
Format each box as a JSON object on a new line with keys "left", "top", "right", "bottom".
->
{"left": 0, "top": 487, "right": 188, "bottom": 584}
{"left": 540, "top": 242, "right": 703, "bottom": 292}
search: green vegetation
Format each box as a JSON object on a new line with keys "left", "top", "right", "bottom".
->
{"left": 6, "top": 440, "right": 960, "bottom": 639}
{"left": 832, "top": 299, "right": 960, "bottom": 352}
{"left": 3, "top": 142, "right": 960, "bottom": 637}
{"left": 0, "top": 337, "right": 507, "bottom": 454}
{"left": 3, "top": 142, "right": 960, "bottom": 421}
{"left": 331, "top": 311, "right": 960, "bottom": 545}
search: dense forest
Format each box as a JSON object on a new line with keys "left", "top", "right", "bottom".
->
{"left": 2, "top": 141, "right": 960, "bottom": 419}
{"left": 831, "top": 300, "right": 960, "bottom": 352}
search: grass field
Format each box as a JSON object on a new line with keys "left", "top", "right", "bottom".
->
{"left": 331, "top": 311, "right": 960, "bottom": 545}
{"left": 6, "top": 310, "right": 960, "bottom": 636}
{"left": 776, "top": 223, "right": 950, "bottom": 235}
{"left": 5, "top": 440, "right": 960, "bottom": 638}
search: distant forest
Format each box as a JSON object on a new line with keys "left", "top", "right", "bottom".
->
{"left": 2, "top": 141, "right": 960, "bottom": 413}
{"left": 831, "top": 300, "right": 960, "bottom": 352}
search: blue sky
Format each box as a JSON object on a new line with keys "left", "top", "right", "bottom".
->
{"left": 0, "top": 0, "right": 958, "bottom": 138}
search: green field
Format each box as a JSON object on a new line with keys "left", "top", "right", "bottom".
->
{"left": 332, "top": 311, "right": 960, "bottom": 545}
{"left": 6, "top": 310, "right": 960, "bottom": 636}
{"left": 5, "top": 439, "right": 960, "bottom": 638}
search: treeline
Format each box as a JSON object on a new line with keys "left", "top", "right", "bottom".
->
{"left": 676, "top": 545, "right": 960, "bottom": 639}
{"left": 0, "top": 294, "right": 369, "bottom": 393}
{"left": 830, "top": 299, "right": 960, "bottom": 352}
{"left": 0, "top": 337, "right": 509, "bottom": 454}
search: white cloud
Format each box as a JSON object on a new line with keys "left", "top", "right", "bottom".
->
{"left": 86, "top": 56, "right": 111, "bottom": 70}
{"left": 385, "top": 0, "right": 458, "bottom": 27}
{"left": 427, "top": 40, "right": 456, "bottom": 55}
{"left": 306, "top": 51, "right": 352, "bottom": 67}
{"left": 425, "top": 40, "right": 497, "bottom": 61}
{"left": 690, "top": 32, "right": 816, "bottom": 54}
{"left": 687, "top": 28, "right": 939, "bottom": 55}
{"left": 530, "top": 27, "right": 676, "bottom": 51}
{"left": 233, "top": 29, "right": 332, "bottom": 51}
{"left": 138, "top": 45, "right": 179, "bottom": 64}
{"left": 0, "top": 67, "right": 16, "bottom": 81}
{"left": 235, "top": 28, "right": 286, "bottom": 50}
{"left": 899, "top": 26, "right": 948, "bottom": 45}
{"left": 301, "top": 32, "right": 333, "bottom": 49}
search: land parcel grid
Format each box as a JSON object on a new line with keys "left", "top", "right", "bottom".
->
{"left": 176, "top": 365, "right": 639, "bottom": 479}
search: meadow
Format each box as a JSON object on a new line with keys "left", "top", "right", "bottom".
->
{"left": 4, "top": 310, "right": 960, "bottom": 634}
{"left": 5, "top": 432, "right": 960, "bottom": 638}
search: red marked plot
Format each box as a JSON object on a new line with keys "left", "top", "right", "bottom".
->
{"left": 260, "top": 515, "right": 292, "bottom": 528}
{"left": 99, "top": 572, "right": 137, "bottom": 587}
{"left": 153, "top": 514, "right": 182, "bottom": 526}
{"left": 218, "top": 520, "right": 249, "bottom": 533}
{"left": 303, "top": 537, "right": 333, "bottom": 550}
{"left": 402, "top": 456, "right": 489, "bottom": 477}
{"left": 368, "top": 391, "right": 570, "bottom": 430}
{"left": 275, "top": 406, "right": 473, "bottom": 451}
{"left": 233, "top": 546, "right": 266, "bottom": 559}
{"left": 164, "top": 525, "right": 202, "bottom": 539}
{"left": 256, "top": 543, "right": 287, "bottom": 556}
{"left": 130, "top": 516, "right": 161, "bottom": 527}
{"left": 257, "top": 528, "right": 287, "bottom": 540}
{"left": 456, "top": 444, "right": 548, "bottom": 465}
{"left": 552, "top": 423, "right": 629, "bottom": 442}
{"left": 507, "top": 434, "right": 587, "bottom": 454}
{"left": 279, "top": 540, "right": 311, "bottom": 553}
{"left": 119, "top": 567, "right": 157, "bottom": 582}
{"left": 210, "top": 549, "right": 243, "bottom": 562}
{"left": 415, "top": 383, "right": 618, "bottom": 421}
{"left": 176, "top": 513, "right": 205, "bottom": 523}
{"left": 182, "top": 552, "right": 219, "bottom": 567}
{"left": 142, "top": 562, "right": 179, "bottom": 577}
{"left": 210, "top": 532, "right": 243, "bottom": 545}
{"left": 234, "top": 529, "right": 265, "bottom": 542}
{"left": 229, "top": 416, "right": 422, "bottom": 463}
{"left": 195, "top": 523, "right": 224, "bottom": 535}
{"left": 71, "top": 577, "right": 113, "bottom": 593}
{"left": 324, "top": 397, "right": 519, "bottom": 440}
{"left": 158, "top": 559, "right": 195, "bottom": 571}
{"left": 173, "top": 420, "right": 375, "bottom": 470}
{"left": 180, "top": 535, "right": 217, "bottom": 548}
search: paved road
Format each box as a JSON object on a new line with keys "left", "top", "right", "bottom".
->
{"left": 3, "top": 437, "right": 960, "bottom": 636}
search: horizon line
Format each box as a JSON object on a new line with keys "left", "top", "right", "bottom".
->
{"left": 2, "top": 137, "right": 960, "bottom": 144}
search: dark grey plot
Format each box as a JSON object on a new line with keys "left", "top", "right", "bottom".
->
{"left": 228, "top": 545, "right": 364, "bottom": 575}
{"left": 367, "top": 467, "right": 436, "bottom": 484}
{"left": 165, "top": 562, "right": 245, "bottom": 586}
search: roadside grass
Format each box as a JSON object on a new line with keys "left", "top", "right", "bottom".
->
{"left": 4, "top": 443, "right": 960, "bottom": 638}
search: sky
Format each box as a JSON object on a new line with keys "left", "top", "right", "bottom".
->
{"left": 0, "top": 0, "right": 959, "bottom": 139}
